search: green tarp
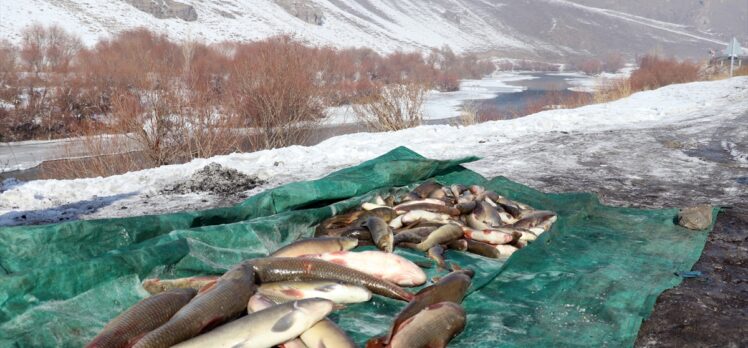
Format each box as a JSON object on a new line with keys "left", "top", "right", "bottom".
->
{"left": 0, "top": 147, "right": 713, "bottom": 347}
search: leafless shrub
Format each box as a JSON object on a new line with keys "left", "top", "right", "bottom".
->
{"left": 353, "top": 83, "right": 425, "bottom": 131}
{"left": 228, "top": 36, "right": 326, "bottom": 150}
{"left": 629, "top": 54, "right": 700, "bottom": 91}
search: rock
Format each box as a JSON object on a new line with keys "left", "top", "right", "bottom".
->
{"left": 125, "top": 0, "right": 198, "bottom": 22}
{"left": 677, "top": 205, "right": 713, "bottom": 230}
{"left": 274, "top": 0, "right": 325, "bottom": 25}
{"left": 163, "top": 163, "right": 266, "bottom": 196}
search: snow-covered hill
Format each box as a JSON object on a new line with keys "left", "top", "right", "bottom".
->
{"left": 2, "top": 76, "right": 746, "bottom": 226}
{"left": 1, "top": 0, "right": 744, "bottom": 59}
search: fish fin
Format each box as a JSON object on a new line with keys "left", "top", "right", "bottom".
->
{"left": 272, "top": 311, "right": 301, "bottom": 332}
{"left": 197, "top": 279, "right": 218, "bottom": 295}
{"left": 365, "top": 336, "right": 388, "bottom": 348}
{"left": 200, "top": 316, "right": 228, "bottom": 333}
{"left": 450, "top": 262, "right": 462, "bottom": 271}
{"left": 333, "top": 303, "right": 348, "bottom": 311}
{"left": 280, "top": 288, "right": 305, "bottom": 298}
{"left": 414, "top": 260, "right": 434, "bottom": 268}
{"left": 124, "top": 332, "right": 148, "bottom": 348}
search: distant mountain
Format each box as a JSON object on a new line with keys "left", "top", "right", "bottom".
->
{"left": 1, "top": 0, "right": 745, "bottom": 61}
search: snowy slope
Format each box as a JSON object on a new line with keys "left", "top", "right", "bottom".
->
{"left": 2, "top": 76, "right": 747, "bottom": 226}
{"left": 0, "top": 0, "right": 739, "bottom": 58}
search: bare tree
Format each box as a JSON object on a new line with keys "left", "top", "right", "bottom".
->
{"left": 352, "top": 83, "right": 426, "bottom": 131}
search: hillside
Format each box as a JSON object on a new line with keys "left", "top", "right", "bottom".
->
{"left": 1, "top": 0, "right": 745, "bottom": 60}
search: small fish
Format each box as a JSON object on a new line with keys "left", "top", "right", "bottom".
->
{"left": 450, "top": 184, "right": 468, "bottom": 198}
{"left": 464, "top": 239, "right": 501, "bottom": 258}
{"left": 142, "top": 276, "right": 219, "bottom": 295}
{"left": 173, "top": 299, "right": 334, "bottom": 348}
{"left": 258, "top": 281, "right": 372, "bottom": 304}
{"left": 133, "top": 262, "right": 257, "bottom": 348}
{"left": 86, "top": 288, "right": 197, "bottom": 348}
{"left": 383, "top": 270, "right": 472, "bottom": 344}
{"left": 248, "top": 257, "right": 414, "bottom": 301}
{"left": 362, "top": 202, "right": 388, "bottom": 210}
{"left": 415, "top": 224, "right": 462, "bottom": 251}
{"left": 393, "top": 227, "right": 435, "bottom": 245}
{"left": 303, "top": 250, "right": 426, "bottom": 287}
{"left": 411, "top": 181, "right": 444, "bottom": 199}
{"left": 271, "top": 237, "right": 359, "bottom": 258}
{"left": 513, "top": 211, "right": 557, "bottom": 234}
{"left": 340, "top": 227, "right": 372, "bottom": 242}
{"left": 364, "top": 216, "right": 394, "bottom": 253}
{"left": 454, "top": 201, "right": 477, "bottom": 215}
{"left": 463, "top": 227, "right": 516, "bottom": 245}
{"left": 395, "top": 198, "right": 447, "bottom": 208}
{"left": 401, "top": 210, "right": 451, "bottom": 225}
{"left": 394, "top": 203, "right": 460, "bottom": 216}
{"left": 315, "top": 211, "right": 369, "bottom": 236}
{"left": 388, "top": 302, "right": 466, "bottom": 348}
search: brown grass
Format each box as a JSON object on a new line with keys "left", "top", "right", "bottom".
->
{"left": 629, "top": 54, "right": 700, "bottom": 91}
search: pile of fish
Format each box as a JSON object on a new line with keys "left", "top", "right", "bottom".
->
{"left": 316, "top": 181, "right": 557, "bottom": 262}
{"left": 86, "top": 181, "right": 556, "bottom": 348}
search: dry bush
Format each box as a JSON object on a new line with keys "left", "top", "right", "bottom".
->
{"left": 228, "top": 36, "right": 326, "bottom": 150}
{"left": 352, "top": 83, "right": 425, "bottom": 131}
{"left": 578, "top": 59, "right": 603, "bottom": 75}
{"left": 629, "top": 55, "right": 700, "bottom": 91}
{"left": 593, "top": 78, "right": 631, "bottom": 103}
{"left": 524, "top": 90, "right": 593, "bottom": 115}
{"left": 603, "top": 52, "right": 625, "bottom": 73}
{"left": 733, "top": 65, "right": 748, "bottom": 77}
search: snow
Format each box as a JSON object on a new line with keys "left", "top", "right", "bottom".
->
{"left": 0, "top": 0, "right": 529, "bottom": 54}
{"left": 564, "top": 66, "right": 635, "bottom": 93}
{"left": 1, "top": 76, "right": 747, "bottom": 226}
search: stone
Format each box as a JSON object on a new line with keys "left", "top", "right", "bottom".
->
{"left": 677, "top": 205, "right": 714, "bottom": 230}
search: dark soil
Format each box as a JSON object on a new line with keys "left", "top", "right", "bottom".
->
{"left": 635, "top": 206, "right": 748, "bottom": 348}
{"left": 162, "top": 163, "right": 266, "bottom": 196}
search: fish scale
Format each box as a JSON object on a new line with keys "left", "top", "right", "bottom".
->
{"left": 86, "top": 288, "right": 197, "bottom": 348}
{"left": 248, "top": 257, "right": 413, "bottom": 301}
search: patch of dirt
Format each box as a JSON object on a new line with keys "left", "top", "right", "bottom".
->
{"left": 163, "top": 163, "right": 266, "bottom": 196}
{"left": 635, "top": 206, "right": 748, "bottom": 348}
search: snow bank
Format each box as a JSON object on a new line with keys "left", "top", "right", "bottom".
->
{"left": 1, "top": 77, "right": 747, "bottom": 226}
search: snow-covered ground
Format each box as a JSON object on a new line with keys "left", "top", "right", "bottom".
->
{"left": 1, "top": 77, "right": 747, "bottom": 226}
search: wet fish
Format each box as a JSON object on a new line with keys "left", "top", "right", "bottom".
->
{"left": 389, "top": 215, "right": 404, "bottom": 229}
{"left": 463, "top": 227, "right": 516, "bottom": 245}
{"left": 464, "top": 239, "right": 501, "bottom": 258}
{"left": 133, "top": 262, "right": 257, "bottom": 348}
{"left": 513, "top": 211, "right": 557, "bottom": 234}
{"left": 303, "top": 250, "right": 426, "bottom": 287}
{"left": 454, "top": 201, "right": 477, "bottom": 215}
{"left": 495, "top": 244, "right": 519, "bottom": 257}
{"left": 393, "top": 227, "right": 435, "bottom": 245}
{"left": 446, "top": 239, "right": 468, "bottom": 251}
{"left": 259, "top": 281, "right": 372, "bottom": 304}
{"left": 86, "top": 288, "right": 197, "bottom": 348}
{"left": 247, "top": 294, "right": 308, "bottom": 348}
{"left": 388, "top": 302, "right": 466, "bottom": 348}
{"left": 173, "top": 299, "right": 333, "bottom": 348}
{"left": 394, "top": 203, "right": 460, "bottom": 216}
{"left": 364, "top": 216, "right": 394, "bottom": 253}
{"left": 362, "top": 202, "right": 388, "bottom": 211}
{"left": 374, "top": 195, "right": 386, "bottom": 206}
{"left": 450, "top": 184, "right": 468, "bottom": 198}
{"left": 271, "top": 237, "right": 359, "bottom": 258}
{"left": 384, "top": 271, "right": 472, "bottom": 344}
{"left": 469, "top": 185, "right": 485, "bottom": 195}
{"left": 301, "top": 318, "right": 357, "bottom": 348}
{"left": 248, "top": 257, "right": 414, "bottom": 301}
{"left": 363, "top": 207, "right": 399, "bottom": 222}
{"left": 517, "top": 229, "right": 538, "bottom": 242}
{"left": 395, "top": 198, "right": 447, "bottom": 208}
{"left": 427, "top": 245, "right": 447, "bottom": 269}
{"left": 315, "top": 211, "right": 368, "bottom": 237}
{"left": 411, "top": 181, "right": 443, "bottom": 199}
{"left": 340, "top": 227, "right": 372, "bottom": 242}
{"left": 401, "top": 210, "right": 452, "bottom": 225}
{"left": 415, "top": 224, "right": 462, "bottom": 251}
{"left": 142, "top": 276, "right": 219, "bottom": 295}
